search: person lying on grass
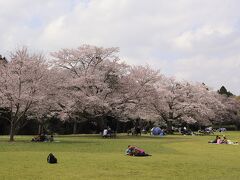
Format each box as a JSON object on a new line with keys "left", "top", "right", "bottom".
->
{"left": 221, "top": 136, "right": 238, "bottom": 145}
{"left": 208, "top": 136, "right": 238, "bottom": 145}
{"left": 125, "top": 145, "right": 151, "bottom": 156}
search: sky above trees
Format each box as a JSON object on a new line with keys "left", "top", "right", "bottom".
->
{"left": 0, "top": 0, "right": 240, "bottom": 95}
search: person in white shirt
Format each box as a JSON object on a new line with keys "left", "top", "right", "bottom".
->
{"left": 103, "top": 129, "right": 108, "bottom": 138}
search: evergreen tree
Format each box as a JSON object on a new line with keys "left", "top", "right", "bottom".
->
{"left": 218, "top": 86, "right": 234, "bottom": 97}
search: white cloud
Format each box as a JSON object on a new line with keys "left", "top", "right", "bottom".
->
{"left": 168, "top": 55, "right": 240, "bottom": 93}
{"left": 0, "top": 0, "right": 240, "bottom": 94}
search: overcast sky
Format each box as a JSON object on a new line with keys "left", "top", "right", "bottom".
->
{"left": 0, "top": 0, "right": 240, "bottom": 95}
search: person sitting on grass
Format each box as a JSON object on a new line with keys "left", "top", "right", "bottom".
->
{"left": 217, "top": 136, "right": 222, "bottom": 144}
{"left": 31, "top": 134, "right": 41, "bottom": 142}
{"left": 125, "top": 145, "right": 151, "bottom": 156}
{"left": 125, "top": 145, "right": 135, "bottom": 156}
{"left": 49, "top": 134, "right": 54, "bottom": 142}
{"left": 31, "top": 133, "right": 49, "bottom": 142}
{"left": 221, "top": 136, "right": 238, "bottom": 145}
{"left": 102, "top": 128, "right": 108, "bottom": 138}
{"left": 31, "top": 134, "right": 45, "bottom": 142}
{"left": 221, "top": 136, "right": 228, "bottom": 144}
{"left": 208, "top": 135, "right": 219, "bottom": 143}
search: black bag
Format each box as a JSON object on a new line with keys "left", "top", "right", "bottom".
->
{"left": 47, "top": 153, "right": 57, "bottom": 164}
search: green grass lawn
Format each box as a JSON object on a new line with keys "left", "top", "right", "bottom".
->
{"left": 0, "top": 132, "right": 240, "bottom": 180}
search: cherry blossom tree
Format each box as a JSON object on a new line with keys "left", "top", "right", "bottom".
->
{"left": 51, "top": 45, "right": 126, "bottom": 132}
{"left": 0, "top": 48, "right": 50, "bottom": 141}
{"left": 1, "top": 45, "right": 237, "bottom": 137}
{"left": 144, "top": 78, "right": 224, "bottom": 132}
{"left": 51, "top": 45, "right": 162, "bottom": 132}
{"left": 108, "top": 65, "right": 161, "bottom": 124}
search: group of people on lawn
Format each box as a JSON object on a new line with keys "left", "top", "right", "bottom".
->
{"left": 125, "top": 135, "right": 238, "bottom": 157}
{"left": 31, "top": 133, "right": 54, "bottom": 142}
{"left": 209, "top": 135, "right": 238, "bottom": 145}
{"left": 102, "top": 127, "right": 114, "bottom": 138}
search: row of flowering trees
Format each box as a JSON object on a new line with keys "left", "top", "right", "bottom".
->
{"left": 0, "top": 46, "right": 239, "bottom": 141}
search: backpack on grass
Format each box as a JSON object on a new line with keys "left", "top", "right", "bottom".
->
{"left": 47, "top": 153, "right": 57, "bottom": 164}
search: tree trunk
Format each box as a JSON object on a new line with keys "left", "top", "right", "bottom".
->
{"left": 166, "top": 120, "right": 173, "bottom": 134}
{"left": 98, "top": 118, "right": 105, "bottom": 132}
{"left": 198, "top": 124, "right": 201, "bottom": 130}
{"left": 9, "top": 123, "right": 15, "bottom": 142}
{"left": 73, "top": 121, "right": 78, "bottom": 134}
{"left": 38, "top": 124, "right": 43, "bottom": 135}
{"left": 115, "top": 120, "right": 119, "bottom": 133}
{"left": 167, "top": 111, "right": 174, "bottom": 134}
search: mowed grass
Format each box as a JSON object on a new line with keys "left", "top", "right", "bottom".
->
{"left": 0, "top": 132, "right": 240, "bottom": 180}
